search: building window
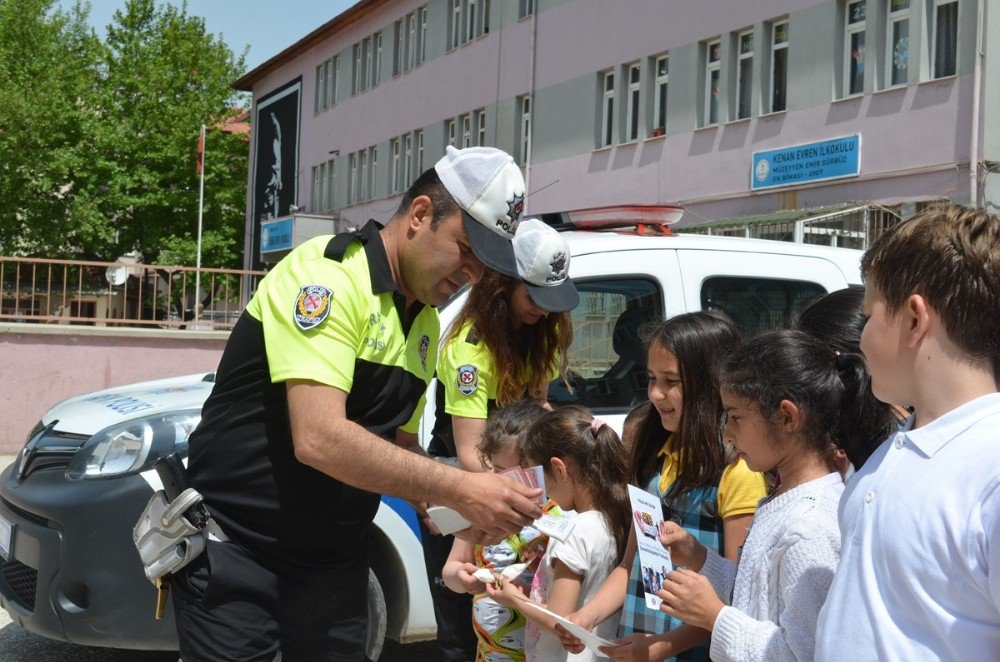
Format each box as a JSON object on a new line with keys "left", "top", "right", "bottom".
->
{"left": 311, "top": 165, "right": 322, "bottom": 210}
{"left": 601, "top": 71, "right": 615, "bottom": 147}
{"left": 348, "top": 153, "right": 358, "bottom": 204}
{"left": 844, "top": 0, "right": 866, "bottom": 96}
{"left": 450, "top": 0, "right": 461, "bottom": 49}
{"left": 705, "top": 39, "right": 721, "bottom": 125}
{"left": 484, "top": 0, "right": 491, "bottom": 33}
{"left": 447, "top": 119, "right": 457, "bottom": 147}
{"left": 407, "top": 12, "right": 417, "bottom": 70}
{"left": 653, "top": 54, "right": 668, "bottom": 131}
{"left": 325, "top": 158, "right": 336, "bottom": 210}
{"left": 315, "top": 56, "right": 338, "bottom": 112}
{"left": 352, "top": 43, "right": 362, "bottom": 95}
{"left": 362, "top": 37, "right": 372, "bottom": 92}
{"left": 368, "top": 147, "right": 377, "bottom": 201}
{"left": 467, "top": 0, "right": 477, "bottom": 42}
{"left": 416, "top": 129, "right": 425, "bottom": 174}
{"left": 462, "top": 114, "right": 472, "bottom": 148}
{"left": 475, "top": 109, "right": 486, "bottom": 146}
{"left": 394, "top": 20, "right": 404, "bottom": 75}
{"left": 886, "top": 0, "right": 910, "bottom": 86}
{"left": 770, "top": 20, "right": 789, "bottom": 112}
{"left": 403, "top": 134, "right": 413, "bottom": 187}
{"left": 419, "top": 7, "right": 428, "bottom": 64}
{"left": 736, "top": 31, "right": 753, "bottom": 119}
{"left": 390, "top": 138, "right": 400, "bottom": 193}
{"left": 519, "top": 0, "right": 534, "bottom": 19}
{"left": 932, "top": 0, "right": 957, "bottom": 78}
{"left": 372, "top": 32, "right": 382, "bottom": 88}
{"left": 359, "top": 149, "right": 369, "bottom": 201}
{"left": 625, "top": 62, "right": 641, "bottom": 141}
{"left": 518, "top": 95, "right": 531, "bottom": 165}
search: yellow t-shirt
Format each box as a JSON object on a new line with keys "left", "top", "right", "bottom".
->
{"left": 657, "top": 440, "right": 767, "bottom": 517}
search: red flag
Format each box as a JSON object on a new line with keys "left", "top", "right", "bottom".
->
{"left": 196, "top": 128, "right": 204, "bottom": 174}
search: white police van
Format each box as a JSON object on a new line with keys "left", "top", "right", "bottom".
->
{"left": 0, "top": 206, "right": 862, "bottom": 658}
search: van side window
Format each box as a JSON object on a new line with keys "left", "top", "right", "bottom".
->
{"left": 701, "top": 276, "right": 826, "bottom": 336}
{"left": 549, "top": 278, "right": 662, "bottom": 413}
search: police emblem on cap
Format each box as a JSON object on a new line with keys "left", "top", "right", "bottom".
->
{"left": 548, "top": 251, "right": 568, "bottom": 282}
{"left": 506, "top": 193, "right": 525, "bottom": 229}
{"left": 457, "top": 364, "right": 479, "bottom": 396}
{"left": 294, "top": 284, "right": 332, "bottom": 331}
{"left": 419, "top": 334, "right": 430, "bottom": 375}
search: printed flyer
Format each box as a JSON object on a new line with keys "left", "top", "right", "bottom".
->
{"left": 627, "top": 484, "right": 673, "bottom": 610}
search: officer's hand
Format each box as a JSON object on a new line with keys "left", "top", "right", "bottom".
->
{"left": 455, "top": 472, "right": 543, "bottom": 537}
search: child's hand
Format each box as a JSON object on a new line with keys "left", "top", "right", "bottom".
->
{"left": 658, "top": 521, "right": 707, "bottom": 571}
{"left": 656, "top": 568, "right": 724, "bottom": 631}
{"left": 484, "top": 575, "right": 525, "bottom": 608}
{"left": 555, "top": 609, "right": 597, "bottom": 654}
{"left": 454, "top": 563, "right": 486, "bottom": 594}
{"left": 600, "top": 633, "right": 659, "bottom": 660}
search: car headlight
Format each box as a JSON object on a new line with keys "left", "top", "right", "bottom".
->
{"left": 65, "top": 410, "right": 201, "bottom": 480}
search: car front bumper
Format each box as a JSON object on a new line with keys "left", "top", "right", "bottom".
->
{"left": 0, "top": 461, "right": 179, "bottom": 650}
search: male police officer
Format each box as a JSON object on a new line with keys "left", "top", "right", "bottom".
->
{"left": 171, "top": 146, "right": 542, "bottom": 661}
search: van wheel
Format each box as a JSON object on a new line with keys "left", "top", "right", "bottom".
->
{"left": 366, "top": 568, "right": 387, "bottom": 661}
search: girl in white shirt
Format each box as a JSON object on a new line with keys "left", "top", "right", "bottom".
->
{"left": 486, "top": 405, "right": 630, "bottom": 662}
{"left": 656, "top": 330, "right": 889, "bottom": 662}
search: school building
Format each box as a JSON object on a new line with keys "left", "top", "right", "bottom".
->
{"left": 234, "top": 0, "right": 1000, "bottom": 267}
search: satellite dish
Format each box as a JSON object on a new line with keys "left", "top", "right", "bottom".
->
{"left": 105, "top": 265, "right": 129, "bottom": 287}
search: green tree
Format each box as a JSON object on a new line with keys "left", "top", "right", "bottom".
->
{"left": 0, "top": 0, "right": 249, "bottom": 268}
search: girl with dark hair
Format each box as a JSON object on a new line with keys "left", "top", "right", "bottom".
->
{"left": 656, "top": 330, "right": 875, "bottom": 662}
{"left": 794, "top": 287, "right": 902, "bottom": 472}
{"left": 565, "top": 312, "right": 767, "bottom": 662}
{"left": 443, "top": 400, "right": 554, "bottom": 662}
{"left": 424, "top": 220, "right": 577, "bottom": 661}
{"left": 486, "top": 405, "right": 630, "bottom": 662}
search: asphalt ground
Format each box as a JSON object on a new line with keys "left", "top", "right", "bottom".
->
{"left": 0, "top": 455, "right": 442, "bottom": 661}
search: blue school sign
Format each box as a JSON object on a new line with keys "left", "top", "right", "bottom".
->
{"left": 260, "top": 217, "right": 294, "bottom": 253}
{"left": 751, "top": 134, "right": 861, "bottom": 191}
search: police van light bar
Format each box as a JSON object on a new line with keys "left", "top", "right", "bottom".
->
{"left": 567, "top": 205, "right": 684, "bottom": 229}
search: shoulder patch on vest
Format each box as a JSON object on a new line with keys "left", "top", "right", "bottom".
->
{"left": 294, "top": 284, "right": 333, "bottom": 331}
{"left": 456, "top": 364, "right": 479, "bottom": 396}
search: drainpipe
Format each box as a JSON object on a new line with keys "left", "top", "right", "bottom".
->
{"left": 525, "top": 4, "right": 538, "bottom": 203}
{"left": 969, "top": 0, "right": 983, "bottom": 207}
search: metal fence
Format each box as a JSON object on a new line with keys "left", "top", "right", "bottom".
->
{"left": 0, "top": 256, "right": 265, "bottom": 330}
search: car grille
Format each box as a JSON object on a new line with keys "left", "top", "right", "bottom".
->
{"left": 1, "top": 558, "right": 37, "bottom": 611}
{"left": 16, "top": 425, "right": 88, "bottom": 480}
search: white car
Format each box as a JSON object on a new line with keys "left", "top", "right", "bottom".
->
{"left": 0, "top": 206, "right": 861, "bottom": 658}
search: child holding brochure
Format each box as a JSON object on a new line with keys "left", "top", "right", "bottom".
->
{"left": 486, "top": 405, "right": 630, "bottom": 662}
{"left": 657, "top": 330, "right": 885, "bottom": 661}
{"left": 443, "top": 400, "right": 560, "bottom": 662}
{"left": 562, "top": 312, "right": 767, "bottom": 662}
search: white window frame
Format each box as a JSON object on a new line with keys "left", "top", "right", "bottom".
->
{"left": 467, "top": 0, "right": 477, "bottom": 42}
{"left": 447, "top": 119, "right": 457, "bottom": 147}
{"left": 359, "top": 149, "right": 369, "bottom": 202}
{"left": 372, "top": 33, "right": 382, "bottom": 87}
{"left": 451, "top": 0, "right": 462, "bottom": 49}
{"left": 704, "top": 38, "right": 721, "bottom": 125}
{"left": 311, "top": 165, "right": 321, "bottom": 209}
{"left": 348, "top": 153, "right": 358, "bottom": 204}
{"left": 736, "top": 30, "right": 753, "bottom": 119}
{"left": 419, "top": 6, "right": 428, "bottom": 64}
{"left": 653, "top": 54, "right": 668, "bottom": 131}
{"left": 931, "top": 0, "right": 958, "bottom": 79}
{"left": 352, "top": 44, "right": 362, "bottom": 95}
{"left": 403, "top": 134, "right": 413, "bottom": 187}
{"left": 390, "top": 138, "right": 400, "bottom": 192}
{"left": 325, "top": 158, "right": 336, "bottom": 210}
{"left": 327, "top": 57, "right": 337, "bottom": 108}
{"left": 407, "top": 12, "right": 417, "bottom": 70}
{"left": 519, "top": 0, "right": 534, "bottom": 19}
{"left": 476, "top": 109, "right": 486, "bottom": 146}
{"left": 394, "top": 20, "right": 404, "bottom": 75}
{"left": 885, "top": 0, "right": 910, "bottom": 87}
{"left": 368, "top": 147, "right": 377, "bottom": 201}
{"left": 484, "top": 0, "right": 491, "bottom": 34}
{"left": 770, "top": 20, "right": 789, "bottom": 113}
{"left": 625, "top": 62, "right": 641, "bottom": 142}
{"left": 361, "top": 37, "right": 372, "bottom": 92}
{"left": 601, "top": 71, "right": 615, "bottom": 147}
{"left": 519, "top": 95, "right": 531, "bottom": 165}
{"left": 461, "top": 114, "right": 472, "bottom": 148}
{"left": 416, "top": 130, "right": 425, "bottom": 174}
{"left": 844, "top": 0, "right": 866, "bottom": 96}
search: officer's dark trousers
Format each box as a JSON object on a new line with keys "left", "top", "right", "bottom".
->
{"left": 172, "top": 539, "right": 368, "bottom": 662}
{"left": 418, "top": 519, "right": 478, "bottom": 661}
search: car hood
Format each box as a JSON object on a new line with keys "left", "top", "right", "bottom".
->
{"left": 45, "top": 373, "right": 216, "bottom": 436}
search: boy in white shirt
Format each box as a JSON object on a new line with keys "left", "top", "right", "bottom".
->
{"left": 815, "top": 205, "right": 1000, "bottom": 660}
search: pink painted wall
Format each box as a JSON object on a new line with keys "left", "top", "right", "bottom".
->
{"left": 0, "top": 326, "right": 226, "bottom": 454}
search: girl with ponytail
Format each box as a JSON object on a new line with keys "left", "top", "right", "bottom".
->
{"left": 656, "top": 330, "right": 885, "bottom": 662}
{"left": 486, "top": 405, "right": 629, "bottom": 662}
